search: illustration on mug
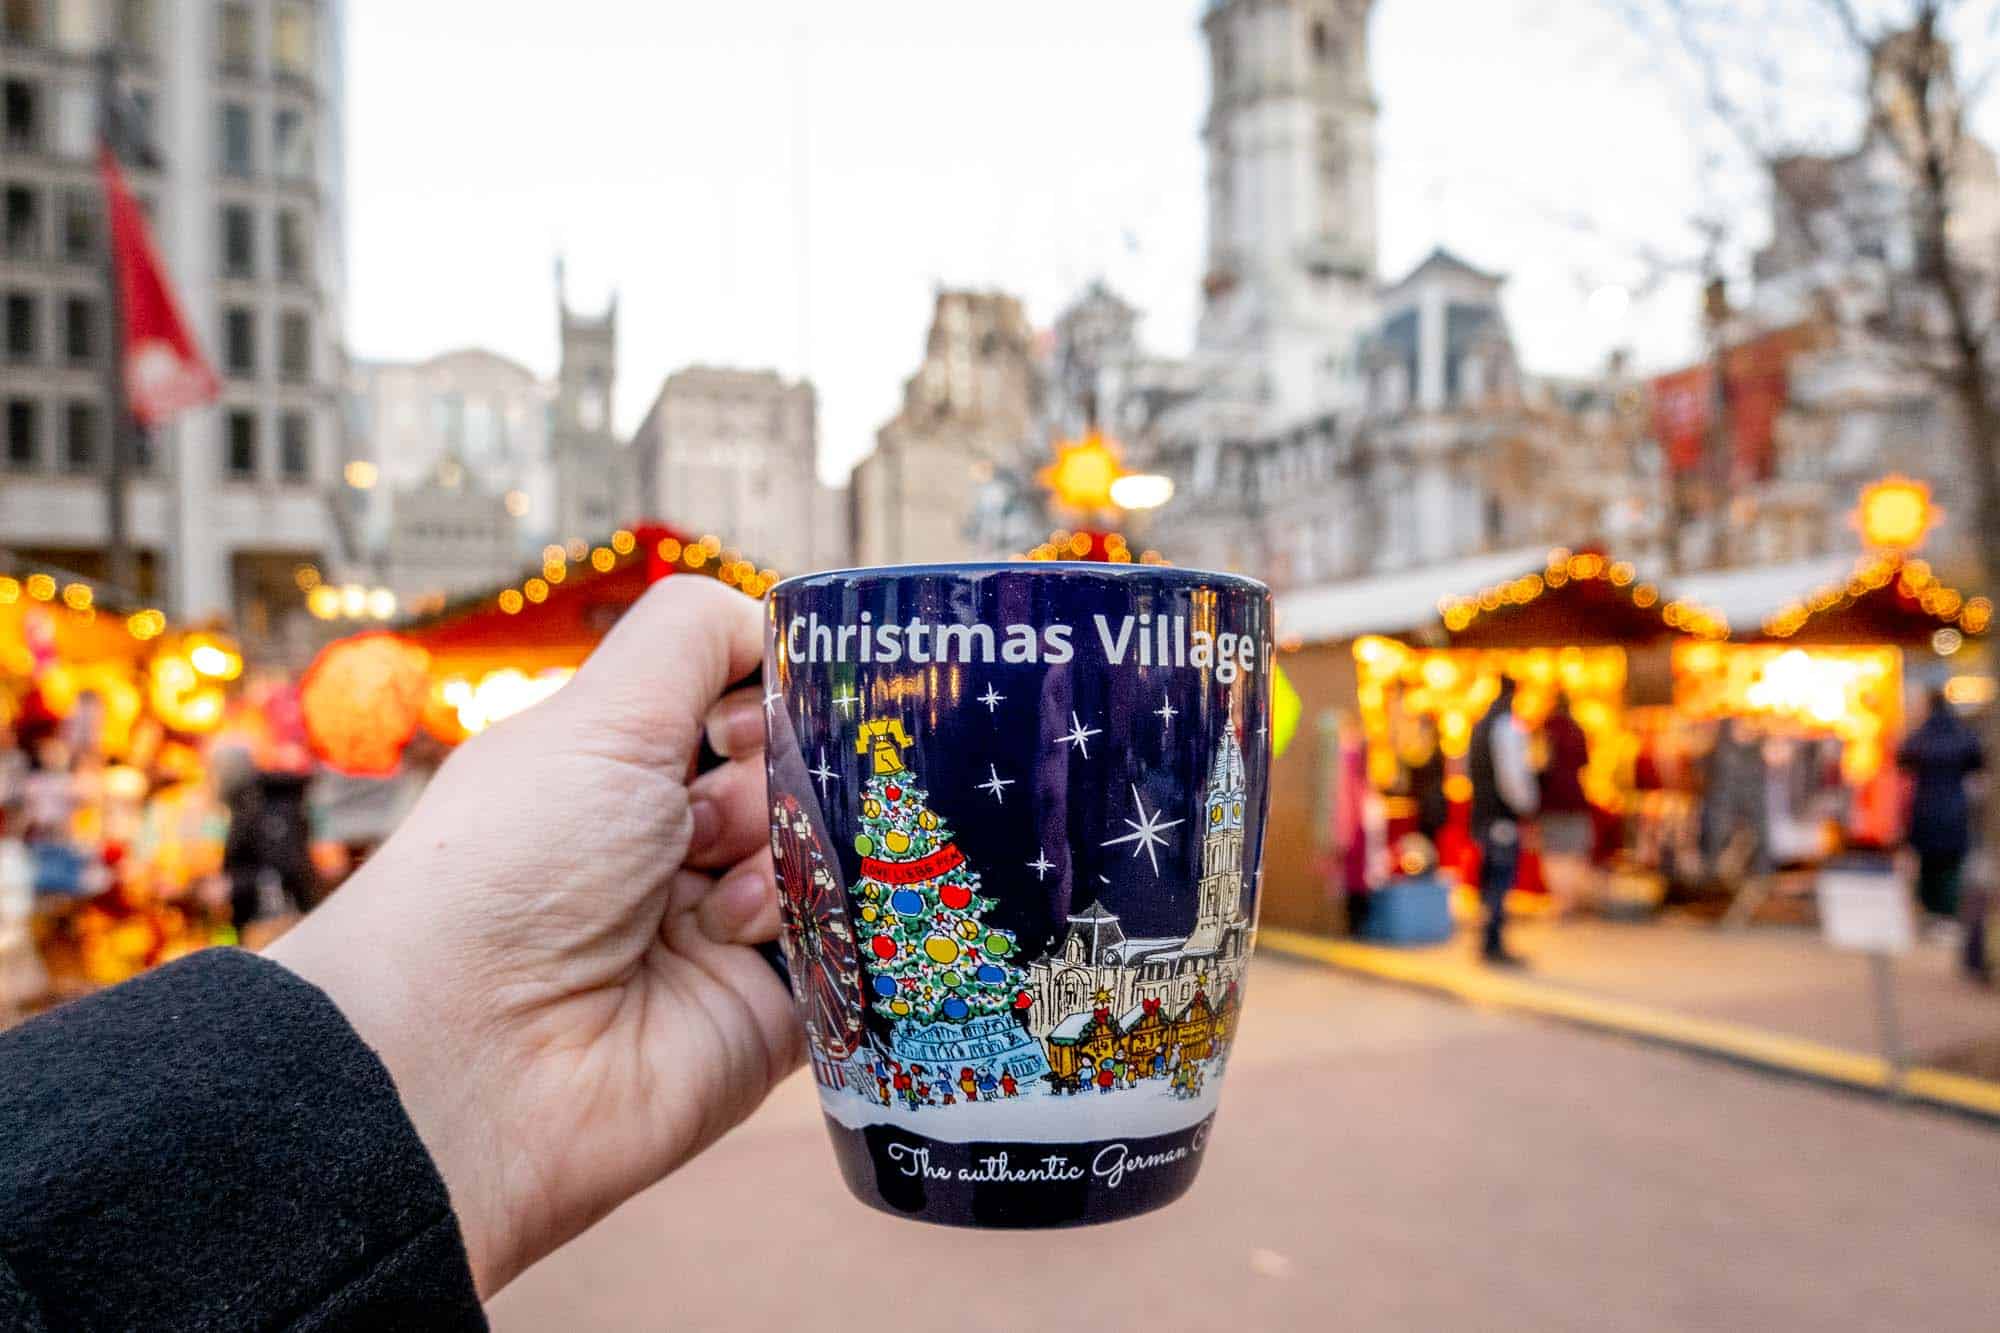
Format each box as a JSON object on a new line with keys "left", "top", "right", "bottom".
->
{"left": 772, "top": 707, "right": 1253, "bottom": 1111}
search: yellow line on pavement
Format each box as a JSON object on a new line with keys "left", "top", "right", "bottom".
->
{"left": 1256, "top": 926, "right": 2000, "bottom": 1123}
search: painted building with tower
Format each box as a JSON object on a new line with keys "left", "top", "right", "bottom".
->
{"left": 1020, "top": 730, "right": 1253, "bottom": 1041}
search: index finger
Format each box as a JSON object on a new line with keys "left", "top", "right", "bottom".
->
{"left": 560, "top": 576, "right": 766, "bottom": 772}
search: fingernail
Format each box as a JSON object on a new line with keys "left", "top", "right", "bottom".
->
{"left": 705, "top": 699, "right": 765, "bottom": 759}
{"left": 688, "top": 798, "right": 720, "bottom": 855}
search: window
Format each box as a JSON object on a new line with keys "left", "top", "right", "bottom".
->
{"left": 4, "top": 185, "right": 37, "bottom": 257}
{"left": 4, "top": 399, "right": 37, "bottom": 470}
{"left": 221, "top": 305, "right": 255, "bottom": 376}
{"left": 275, "top": 208, "right": 306, "bottom": 281}
{"left": 221, "top": 202, "right": 255, "bottom": 276}
{"left": 132, "top": 431, "right": 152, "bottom": 471}
{"left": 128, "top": 88, "right": 155, "bottom": 146}
{"left": 3, "top": 78, "right": 38, "bottom": 153}
{"left": 54, "top": 0, "right": 97, "bottom": 49}
{"left": 61, "top": 190, "right": 96, "bottom": 262}
{"left": 274, "top": 3, "right": 311, "bottom": 77}
{"left": 218, "top": 102, "right": 252, "bottom": 176}
{"left": 217, "top": 2, "right": 253, "bottom": 71}
{"left": 63, "top": 400, "right": 98, "bottom": 473}
{"left": 4, "top": 292, "right": 34, "bottom": 361}
{"left": 278, "top": 411, "right": 309, "bottom": 480}
{"left": 63, "top": 295, "right": 92, "bottom": 363}
{"left": 224, "top": 408, "right": 257, "bottom": 477}
{"left": 117, "top": 0, "right": 155, "bottom": 57}
{"left": 53, "top": 84, "right": 94, "bottom": 159}
{"left": 273, "top": 107, "right": 311, "bottom": 179}
{"left": 5, "top": 0, "right": 38, "bottom": 42}
{"left": 278, "top": 309, "right": 309, "bottom": 381}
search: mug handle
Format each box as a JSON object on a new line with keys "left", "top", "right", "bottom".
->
{"left": 696, "top": 665, "right": 790, "bottom": 988}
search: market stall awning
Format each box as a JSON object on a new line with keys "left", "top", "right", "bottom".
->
{"left": 1748, "top": 553, "right": 1989, "bottom": 646}
{"left": 1422, "top": 549, "right": 1726, "bottom": 648}
{"left": 396, "top": 522, "right": 780, "bottom": 677}
{"left": 1672, "top": 555, "right": 1854, "bottom": 635}
{"left": 1274, "top": 547, "right": 1548, "bottom": 646}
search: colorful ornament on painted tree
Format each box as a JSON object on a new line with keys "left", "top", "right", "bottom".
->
{"left": 771, "top": 794, "right": 866, "bottom": 1060}
{"left": 850, "top": 719, "right": 1023, "bottom": 1026}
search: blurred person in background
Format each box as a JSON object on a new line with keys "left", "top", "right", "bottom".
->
{"left": 1699, "top": 718, "right": 1767, "bottom": 891}
{"left": 1897, "top": 686, "right": 1985, "bottom": 945}
{"left": 217, "top": 745, "right": 319, "bottom": 941}
{"left": 1537, "top": 693, "right": 1596, "bottom": 917}
{"left": 1468, "top": 675, "right": 1537, "bottom": 966}
{"left": 1403, "top": 714, "right": 1450, "bottom": 849}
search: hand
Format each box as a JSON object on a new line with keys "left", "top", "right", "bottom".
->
{"left": 268, "top": 577, "right": 801, "bottom": 1298}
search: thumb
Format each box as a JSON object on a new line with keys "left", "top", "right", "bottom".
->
{"left": 548, "top": 575, "right": 767, "bottom": 772}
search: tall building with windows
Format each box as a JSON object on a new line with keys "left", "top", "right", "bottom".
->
{"left": 0, "top": 0, "right": 347, "bottom": 639}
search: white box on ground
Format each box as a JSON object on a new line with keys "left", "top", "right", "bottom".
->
{"left": 1816, "top": 867, "right": 1915, "bottom": 955}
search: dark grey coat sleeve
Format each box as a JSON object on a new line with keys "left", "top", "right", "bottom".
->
{"left": 0, "top": 948, "right": 485, "bottom": 1331}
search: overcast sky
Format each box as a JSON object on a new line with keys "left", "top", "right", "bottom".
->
{"left": 341, "top": 0, "right": 1937, "bottom": 484}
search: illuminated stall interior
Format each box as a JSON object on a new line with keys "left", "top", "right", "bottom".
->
{"left": 1, "top": 566, "right": 249, "bottom": 989}
{"left": 1355, "top": 549, "right": 1723, "bottom": 809}
{"left": 1676, "top": 552, "right": 1987, "bottom": 787}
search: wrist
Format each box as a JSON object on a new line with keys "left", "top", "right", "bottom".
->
{"left": 264, "top": 879, "right": 518, "bottom": 1298}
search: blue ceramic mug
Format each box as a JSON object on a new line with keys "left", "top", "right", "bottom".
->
{"left": 762, "top": 562, "right": 1271, "bottom": 1227}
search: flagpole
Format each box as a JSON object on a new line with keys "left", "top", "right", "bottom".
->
{"left": 97, "top": 45, "right": 136, "bottom": 600}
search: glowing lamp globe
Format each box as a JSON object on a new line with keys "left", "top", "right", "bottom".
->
{"left": 300, "top": 632, "right": 431, "bottom": 776}
{"left": 1039, "top": 432, "right": 1124, "bottom": 514}
{"left": 1854, "top": 475, "right": 1937, "bottom": 552}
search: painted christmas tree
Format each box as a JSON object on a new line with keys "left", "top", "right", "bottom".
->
{"left": 850, "top": 719, "right": 1026, "bottom": 1026}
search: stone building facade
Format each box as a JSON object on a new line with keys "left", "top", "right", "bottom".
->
{"left": 629, "top": 365, "right": 846, "bottom": 575}
{"left": 850, "top": 289, "right": 1039, "bottom": 566}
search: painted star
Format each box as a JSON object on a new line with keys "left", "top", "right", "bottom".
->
{"left": 832, "top": 685, "right": 860, "bottom": 715}
{"left": 1027, "top": 849, "right": 1054, "bottom": 881}
{"left": 977, "top": 763, "right": 1015, "bottom": 803}
{"left": 1102, "top": 784, "right": 1184, "bottom": 876}
{"left": 1057, "top": 711, "right": 1101, "bottom": 758}
{"left": 762, "top": 683, "right": 783, "bottom": 718}
{"left": 1154, "top": 697, "right": 1178, "bottom": 729}
{"left": 978, "top": 683, "right": 1005, "bottom": 713}
{"left": 809, "top": 748, "right": 837, "bottom": 801}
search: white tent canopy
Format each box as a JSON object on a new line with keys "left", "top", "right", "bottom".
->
{"left": 1274, "top": 547, "right": 1550, "bottom": 646}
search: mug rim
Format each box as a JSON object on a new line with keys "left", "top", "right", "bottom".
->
{"left": 770, "top": 561, "right": 1270, "bottom": 598}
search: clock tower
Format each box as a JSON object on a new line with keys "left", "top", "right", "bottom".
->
{"left": 1198, "top": 0, "right": 1378, "bottom": 426}
{"left": 551, "top": 258, "right": 633, "bottom": 540}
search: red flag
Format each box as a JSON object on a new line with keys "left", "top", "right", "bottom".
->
{"left": 98, "top": 145, "right": 218, "bottom": 427}
{"left": 1647, "top": 364, "right": 1713, "bottom": 476}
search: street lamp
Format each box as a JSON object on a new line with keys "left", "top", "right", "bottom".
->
{"left": 1109, "top": 473, "right": 1174, "bottom": 511}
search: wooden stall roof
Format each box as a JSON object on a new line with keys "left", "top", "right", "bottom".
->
{"left": 1752, "top": 553, "right": 1989, "bottom": 646}
{"left": 394, "top": 521, "right": 778, "bottom": 675}
{"left": 1415, "top": 549, "right": 1728, "bottom": 649}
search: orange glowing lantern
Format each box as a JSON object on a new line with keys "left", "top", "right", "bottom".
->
{"left": 300, "top": 632, "right": 432, "bottom": 776}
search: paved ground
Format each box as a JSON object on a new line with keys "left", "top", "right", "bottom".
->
{"left": 1373, "top": 914, "right": 2000, "bottom": 1065}
{"left": 489, "top": 956, "right": 2000, "bottom": 1332}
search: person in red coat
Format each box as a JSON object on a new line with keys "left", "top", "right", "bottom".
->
{"left": 1538, "top": 693, "right": 1598, "bottom": 917}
